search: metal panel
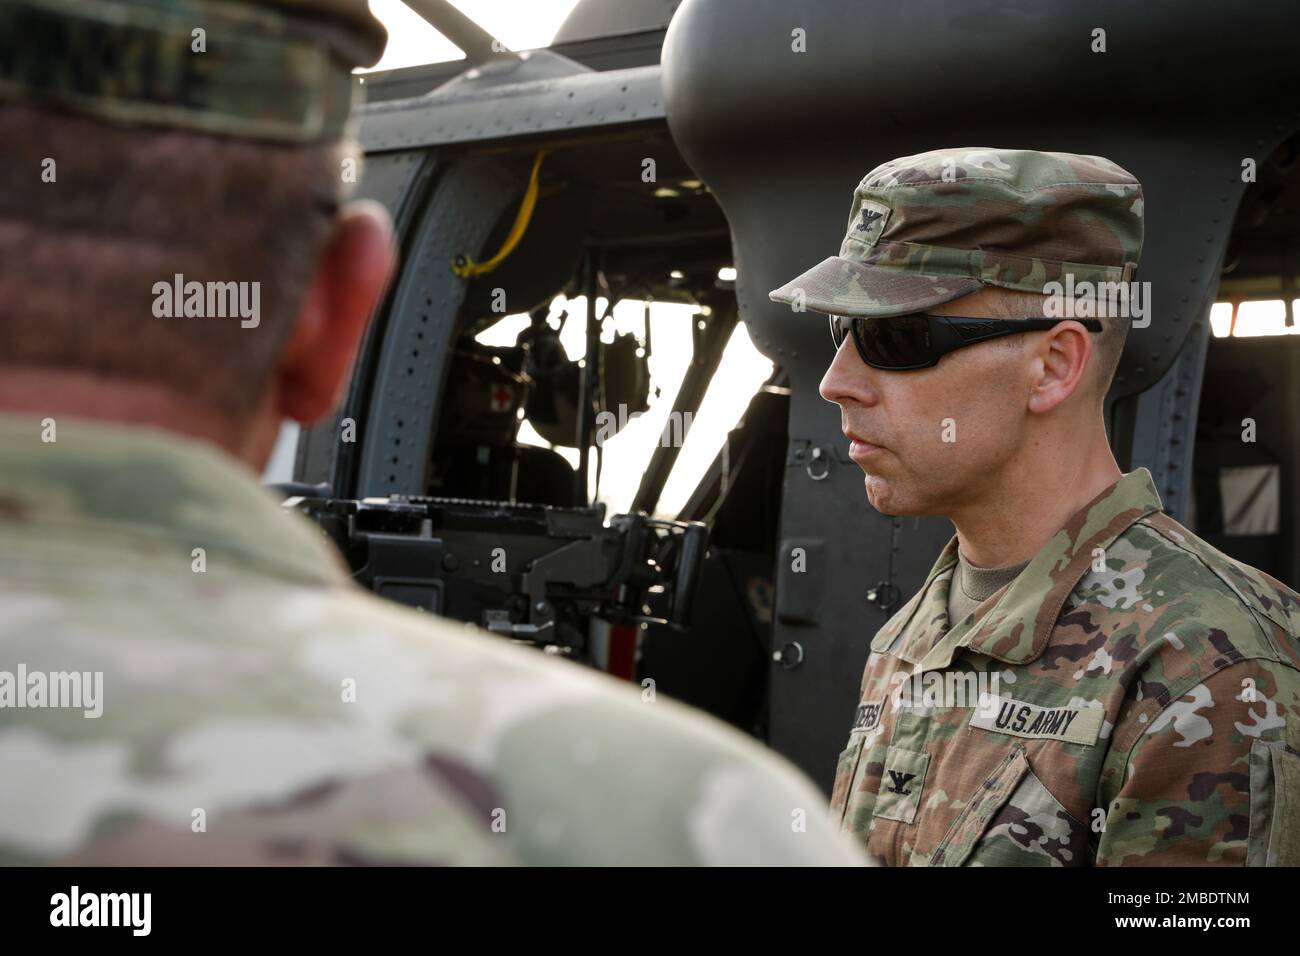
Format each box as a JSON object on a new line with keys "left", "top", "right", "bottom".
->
{"left": 357, "top": 156, "right": 523, "bottom": 497}
{"left": 361, "top": 31, "right": 667, "bottom": 103}
{"left": 361, "top": 64, "right": 664, "bottom": 152}
{"left": 553, "top": 0, "right": 681, "bottom": 44}
{"left": 1127, "top": 314, "right": 1212, "bottom": 522}
{"left": 294, "top": 150, "right": 440, "bottom": 490}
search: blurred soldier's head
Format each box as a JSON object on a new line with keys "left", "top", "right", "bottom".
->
{"left": 770, "top": 147, "right": 1144, "bottom": 518}
{"left": 0, "top": 0, "right": 396, "bottom": 467}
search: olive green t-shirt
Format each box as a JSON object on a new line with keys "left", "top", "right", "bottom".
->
{"left": 946, "top": 551, "right": 1030, "bottom": 627}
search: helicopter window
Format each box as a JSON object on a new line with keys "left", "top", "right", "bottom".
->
{"left": 1208, "top": 299, "right": 1300, "bottom": 338}
{"left": 470, "top": 295, "right": 773, "bottom": 518}
{"left": 474, "top": 311, "right": 535, "bottom": 348}
{"left": 656, "top": 323, "right": 774, "bottom": 519}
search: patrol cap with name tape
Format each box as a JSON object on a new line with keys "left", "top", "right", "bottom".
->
{"left": 769, "top": 146, "right": 1144, "bottom": 318}
{"left": 0, "top": 0, "right": 388, "bottom": 143}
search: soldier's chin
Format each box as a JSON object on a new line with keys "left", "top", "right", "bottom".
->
{"left": 864, "top": 473, "right": 923, "bottom": 517}
{"left": 864, "top": 474, "right": 899, "bottom": 515}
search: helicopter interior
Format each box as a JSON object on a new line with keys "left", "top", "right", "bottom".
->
{"left": 1191, "top": 134, "right": 1300, "bottom": 591}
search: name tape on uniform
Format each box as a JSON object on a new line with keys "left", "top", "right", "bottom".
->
{"left": 851, "top": 700, "right": 885, "bottom": 733}
{"left": 969, "top": 694, "right": 1104, "bottom": 746}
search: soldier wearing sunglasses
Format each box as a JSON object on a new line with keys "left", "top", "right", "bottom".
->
{"left": 771, "top": 147, "right": 1300, "bottom": 866}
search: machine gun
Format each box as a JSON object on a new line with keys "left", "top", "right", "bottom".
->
{"left": 283, "top": 489, "right": 708, "bottom": 664}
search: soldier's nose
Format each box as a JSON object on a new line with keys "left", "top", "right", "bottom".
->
{"left": 820, "top": 340, "right": 878, "bottom": 407}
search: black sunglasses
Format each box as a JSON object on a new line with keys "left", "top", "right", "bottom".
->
{"left": 829, "top": 313, "right": 1104, "bottom": 370}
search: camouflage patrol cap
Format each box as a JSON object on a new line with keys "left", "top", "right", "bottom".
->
{"left": 0, "top": 0, "right": 388, "bottom": 142}
{"left": 769, "top": 147, "right": 1144, "bottom": 318}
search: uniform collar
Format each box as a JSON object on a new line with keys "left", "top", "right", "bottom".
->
{"left": 872, "top": 469, "right": 1165, "bottom": 666}
{"left": 0, "top": 414, "right": 347, "bottom": 586}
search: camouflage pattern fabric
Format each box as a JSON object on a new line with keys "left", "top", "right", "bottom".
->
{"left": 0, "top": 0, "right": 385, "bottom": 142}
{"left": 0, "top": 415, "right": 864, "bottom": 866}
{"left": 831, "top": 468, "right": 1300, "bottom": 866}
{"left": 769, "top": 146, "right": 1143, "bottom": 318}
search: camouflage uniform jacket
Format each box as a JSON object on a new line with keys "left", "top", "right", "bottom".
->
{"left": 0, "top": 415, "right": 863, "bottom": 866}
{"left": 831, "top": 468, "right": 1300, "bottom": 866}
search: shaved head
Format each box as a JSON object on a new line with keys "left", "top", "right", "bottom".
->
{"left": 0, "top": 102, "right": 345, "bottom": 420}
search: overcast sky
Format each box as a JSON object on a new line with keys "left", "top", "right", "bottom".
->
{"left": 364, "top": 0, "right": 583, "bottom": 72}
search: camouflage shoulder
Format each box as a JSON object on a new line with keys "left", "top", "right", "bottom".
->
{"left": 1139, "top": 511, "right": 1300, "bottom": 650}
{"left": 1064, "top": 513, "right": 1300, "bottom": 756}
{"left": 284, "top": 585, "right": 867, "bottom": 866}
{"left": 0, "top": 571, "right": 861, "bottom": 865}
{"left": 1073, "top": 510, "right": 1300, "bottom": 666}
{"left": 15, "top": 761, "right": 521, "bottom": 866}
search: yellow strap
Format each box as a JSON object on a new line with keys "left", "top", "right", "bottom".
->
{"left": 452, "top": 150, "right": 548, "bottom": 279}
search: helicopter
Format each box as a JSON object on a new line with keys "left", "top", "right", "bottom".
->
{"left": 286, "top": 0, "right": 1300, "bottom": 791}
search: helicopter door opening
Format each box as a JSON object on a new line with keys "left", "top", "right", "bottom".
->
{"left": 1189, "top": 134, "right": 1300, "bottom": 589}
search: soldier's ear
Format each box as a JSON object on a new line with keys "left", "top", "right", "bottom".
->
{"left": 275, "top": 201, "right": 396, "bottom": 424}
{"left": 1026, "top": 320, "right": 1093, "bottom": 415}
